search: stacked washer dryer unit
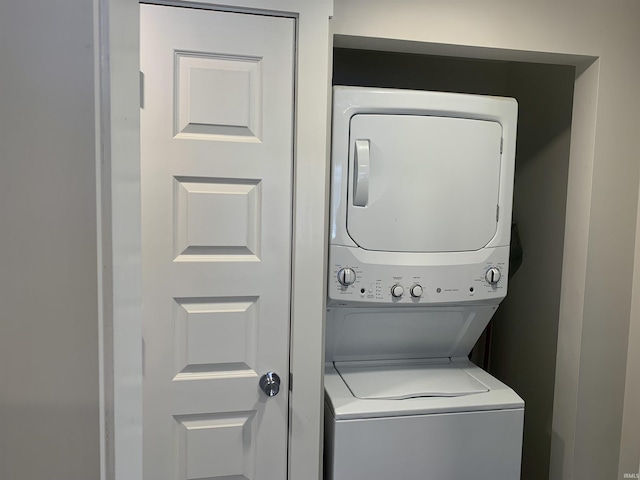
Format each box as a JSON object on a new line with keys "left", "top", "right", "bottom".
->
{"left": 324, "top": 86, "right": 524, "bottom": 480}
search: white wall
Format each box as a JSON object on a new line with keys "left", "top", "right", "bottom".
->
{"left": 332, "top": 1, "right": 640, "bottom": 479}
{"left": 0, "top": 1, "right": 100, "bottom": 480}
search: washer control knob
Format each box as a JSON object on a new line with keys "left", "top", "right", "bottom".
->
{"left": 485, "top": 267, "right": 502, "bottom": 285}
{"left": 391, "top": 284, "right": 404, "bottom": 298}
{"left": 410, "top": 284, "right": 423, "bottom": 298}
{"left": 337, "top": 268, "right": 357, "bottom": 286}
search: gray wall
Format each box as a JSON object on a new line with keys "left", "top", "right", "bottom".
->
{"left": 0, "top": 1, "right": 100, "bottom": 479}
{"left": 490, "top": 63, "right": 574, "bottom": 480}
{"left": 333, "top": 48, "right": 575, "bottom": 480}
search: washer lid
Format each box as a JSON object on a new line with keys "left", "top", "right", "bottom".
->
{"left": 335, "top": 359, "right": 489, "bottom": 399}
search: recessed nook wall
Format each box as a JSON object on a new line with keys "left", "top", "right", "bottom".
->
{"left": 332, "top": 47, "right": 575, "bottom": 480}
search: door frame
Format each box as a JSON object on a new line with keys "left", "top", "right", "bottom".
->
{"left": 95, "top": 1, "right": 333, "bottom": 479}
{"left": 330, "top": 12, "right": 640, "bottom": 479}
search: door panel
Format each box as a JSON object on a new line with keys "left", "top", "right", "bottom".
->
{"left": 141, "top": 5, "right": 294, "bottom": 480}
{"left": 346, "top": 114, "right": 502, "bottom": 253}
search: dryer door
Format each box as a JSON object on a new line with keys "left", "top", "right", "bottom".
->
{"left": 347, "top": 114, "right": 503, "bottom": 253}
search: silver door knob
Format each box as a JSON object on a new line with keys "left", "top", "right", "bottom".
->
{"left": 259, "top": 372, "right": 281, "bottom": 397}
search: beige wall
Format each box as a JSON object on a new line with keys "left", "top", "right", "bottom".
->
{"left": 332, "top": 1, "right": 640, "bottom": 479}
{"left": 622, "top": 170, "right": 640, "bottom": 476}
{"left": 0, "top": 1, "right": 100, "bottom": 479}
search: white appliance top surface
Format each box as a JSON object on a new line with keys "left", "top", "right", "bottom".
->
{"left": 325, "top": 358, "right": 524, "bottom": 420}
{"left": 335, "top": 359, "right": 489, "bottom": 399}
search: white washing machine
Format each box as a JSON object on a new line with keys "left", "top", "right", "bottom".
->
{"left": 324, "top": 87, "right": 524, "bottom": 480}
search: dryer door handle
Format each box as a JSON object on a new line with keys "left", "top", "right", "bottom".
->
{"left": 353, "top": 139, "right": 370, "bottom": 207}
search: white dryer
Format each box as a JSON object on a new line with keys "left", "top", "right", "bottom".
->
{"left": 324, "top": 87, "right": 524, "bottom": 480}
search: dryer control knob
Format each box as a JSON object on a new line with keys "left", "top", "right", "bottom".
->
{"left": 337, "top": 268, "right": 357, "bottom": 286}
{"left": 410, "top": 284, "right": 423, "bottom": 298}
{"left": 391, "top": 284, "right": 404, "bottom": 298}
{"left": 485, "top": 267, "right": 502, "bottom": 285}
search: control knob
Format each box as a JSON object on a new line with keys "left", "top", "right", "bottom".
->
{"left": 337, "top": 267, "right": 357, "bottom": 286}
{"left": 410, "top": 284, "right": 423, "bottom": 298}
{"left": 485, "top": 267, "right": 502, "bottom": 285}
{"left": 391, "top": 284, "right": 404, "bottom": 298}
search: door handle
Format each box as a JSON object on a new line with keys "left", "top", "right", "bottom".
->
{"left": 353, "top": 139, "right": 370, "bottom": 207}
{"left": 259, "top": 372, "right": 281, "bottom": 397}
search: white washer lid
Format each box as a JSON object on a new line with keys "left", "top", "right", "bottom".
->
{"left": 335, "top": 359, "right": 489, "bottom": 399}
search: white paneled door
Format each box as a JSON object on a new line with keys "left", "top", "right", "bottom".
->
{"left": 141, "top": 5, "right": 294, "bottom": 480}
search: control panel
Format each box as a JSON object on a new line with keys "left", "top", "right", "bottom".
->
{"left": 328, "top": 245, "right": 509, "bottom": 306}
